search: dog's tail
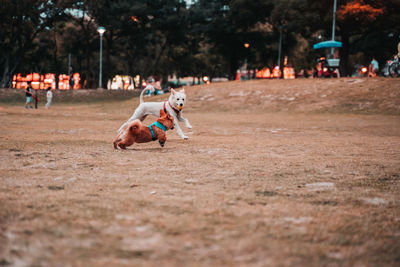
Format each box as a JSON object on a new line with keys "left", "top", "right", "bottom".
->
{"left": 128, "top": 120, "right": 142, "bottom": 134}
{"left": 140, "top": 84, "right": 155, "bottom": 104}
{"left": 117, "top": 85, "right": 154, "bottom": 134}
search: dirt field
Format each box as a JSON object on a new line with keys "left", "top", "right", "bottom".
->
{"left": 1, "top": 78, "right": 399, "bottom": 266}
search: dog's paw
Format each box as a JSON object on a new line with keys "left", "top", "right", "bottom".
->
{"left": 186, "top": 125, "right": 192, "bottom": 129}
{"left": 183, "top": 135, "right": 189, "bottom": 140}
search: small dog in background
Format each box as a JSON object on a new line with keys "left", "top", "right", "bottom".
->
{"left": 113, "top": 109, "right": 174, "bottom": 150}
{"left": 118, "top": 86, "right": 192, "bottom": 139}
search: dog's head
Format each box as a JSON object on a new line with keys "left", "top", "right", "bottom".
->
{"left": 169, "top": 88, "right": 186, "bottom": 111}
{"left": 158, "top": 109, "right": 175, "bottom": 130}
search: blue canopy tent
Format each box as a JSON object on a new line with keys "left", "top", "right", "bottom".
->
{"left": 313, "top": 40, "right": 342, "bottom": 70}
{"left": 313, "top": 40, "right": 342, "bottom": 50}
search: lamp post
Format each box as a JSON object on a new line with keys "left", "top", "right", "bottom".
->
{"left": 97, "top": 26, "right": 106, "bottom": 88}
{"left": 330, "top": 0, "right": 337, "bottom": 55}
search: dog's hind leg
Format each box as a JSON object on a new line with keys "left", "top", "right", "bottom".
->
{"left": 117, "top": 107, "right": 148, "bottom": 133}
{"left": 117, "top": 121, "right": 130, "bottom": 133}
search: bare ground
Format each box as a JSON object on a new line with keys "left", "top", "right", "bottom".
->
{"left": 0, "top": 78, "right": 399, "bottom": 266}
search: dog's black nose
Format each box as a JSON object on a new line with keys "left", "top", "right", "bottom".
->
{"left": 179, "top": 103, "right": 183, "bottom": 106}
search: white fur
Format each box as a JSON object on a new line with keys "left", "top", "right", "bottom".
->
{"left": 118, "top": 85, "right": 192, "bottom": 139}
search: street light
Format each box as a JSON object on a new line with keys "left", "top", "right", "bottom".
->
{"left": 97, "top": 26, "right": 106, "bottom": 88}
{"left": 330, "top": 0, "right": 337, "bottom": 55}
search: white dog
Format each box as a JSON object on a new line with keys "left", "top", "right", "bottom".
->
{"left": 118, "top": 85, "right": 192, "bottom": 139}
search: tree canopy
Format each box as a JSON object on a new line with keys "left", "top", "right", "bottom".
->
{"left": 1, "top": 0, "right": 399, "bottom": 87}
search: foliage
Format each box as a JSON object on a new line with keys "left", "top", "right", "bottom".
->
{"left": 0, "top": 0, "right": 399, "bottom": 87}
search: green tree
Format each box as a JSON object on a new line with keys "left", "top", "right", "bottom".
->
{"left": 0, "top": 0, "right": 69, "bottom": 87}
{"left": 192, "top": 0, "right": 274, "bottom": 80}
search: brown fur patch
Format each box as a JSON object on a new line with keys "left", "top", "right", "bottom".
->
{"left": 113, "top": 109, "right": 174, "bottom": 149}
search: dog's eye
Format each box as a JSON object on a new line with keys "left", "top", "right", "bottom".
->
{"left": 177, "top": 98, "right": 180, "bottom": 101}
{"left": 183, "top": 98, "right": 185, "bottom": 101}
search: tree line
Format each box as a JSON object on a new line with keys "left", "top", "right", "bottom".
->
{"left": 1, "top": 0, "right": 399, "bottom": 88}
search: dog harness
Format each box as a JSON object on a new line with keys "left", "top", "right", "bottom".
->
{"left": 148, "top": 121, "right": 167, "bottom": 141}
{"left": 164, "top": 100, "right": 180, "bottom": 115}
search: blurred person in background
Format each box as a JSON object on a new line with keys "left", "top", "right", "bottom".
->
{"left": 368, "top": 57, "right": 379, "bottom": 77}
{"left": 24, "top": 81, "right": 33, "bottom": 109}
{"left": 45, "top": 87, "right": 53, "bottom": 109}
{"left": 397, "top": 42, "right": 400, "bottom": 58}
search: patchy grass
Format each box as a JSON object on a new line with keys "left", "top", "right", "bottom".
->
{"left": 1, "top": 78, "right": 399, "bottom": 266}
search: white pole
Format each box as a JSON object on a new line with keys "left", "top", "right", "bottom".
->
{"left": 99, "top": 35, "right": 103, "bottom": 88}
{"left": 97, "top": 27, "right": 105, "bottom": 88}
{"left": 331, "top": 0, "right": 337, "bottom": 41}
{"left": 331, "top": 0, "right": 337, "bottom": 55}
{"left": 278, "top": 26, "right": 283, "bottom": 78}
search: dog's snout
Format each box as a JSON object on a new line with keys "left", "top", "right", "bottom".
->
{"left": 179, "top": 103, "right": 183, "bottom": 106}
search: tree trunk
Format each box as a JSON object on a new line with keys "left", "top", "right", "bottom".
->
{"left": 53, "top": 24, "right": 59, "bottom": 73}
{"left": 229, "top": 52, "right": 239, "bottom": 80}
{"left": 85, "top": 39, "right": 92, "bottom": 88}
{"left": 339, "top": 28, "right": 350, "bottom": 77}
{"left": 1, "top": 54, "right": 20, "bottom": 88}
{"left": 152, "top": 39, "right": 168, "bottom": 75}
{"left": 1, "top": 55, "right": 10, "bottom": 88}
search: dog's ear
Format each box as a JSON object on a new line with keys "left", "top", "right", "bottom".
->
{"left": 180, "top": 88, "right": 185, "bottom": 93}
{"left": 171, "top": 88, "right": 176, "bottom": 95}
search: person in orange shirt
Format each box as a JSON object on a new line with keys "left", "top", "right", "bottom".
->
{"left": 368, "top": 58, "right": 379, "bottom": 77}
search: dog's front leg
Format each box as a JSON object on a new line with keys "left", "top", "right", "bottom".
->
{"left": 182, "top": 117, "right": 192, "bottom": 129}
{"left": 113, "top": 138, "right": 121, "bottom": 149}
{"left": 117, "top": 106, "right": 147, "bottom": 133}
{"left": 158, "top": 133, "right": 167, "bottom": 147}
{"left": 174, "top": 121, "right": 188, "bottom": 140}
{"left": 178, "top": 112, "right": 192, "bottom": 129}
{"left": 118, "top": 143, "right": 127, "bottom": 149}
{"left": 113, "top": 130, "right": 125, "bottom": 149}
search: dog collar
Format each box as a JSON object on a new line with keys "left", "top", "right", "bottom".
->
{"left": 164, "top": 100, "right": 180, "bottom": 115}
{"left": 148, "top": 121, "right": 167, "bottom": 141}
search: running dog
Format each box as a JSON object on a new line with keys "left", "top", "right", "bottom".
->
{"left": 118, "top": 85, "right": 192, "bottom": 139}
{"left": 113, "top": 109, "right": 174, "bottom": 149}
